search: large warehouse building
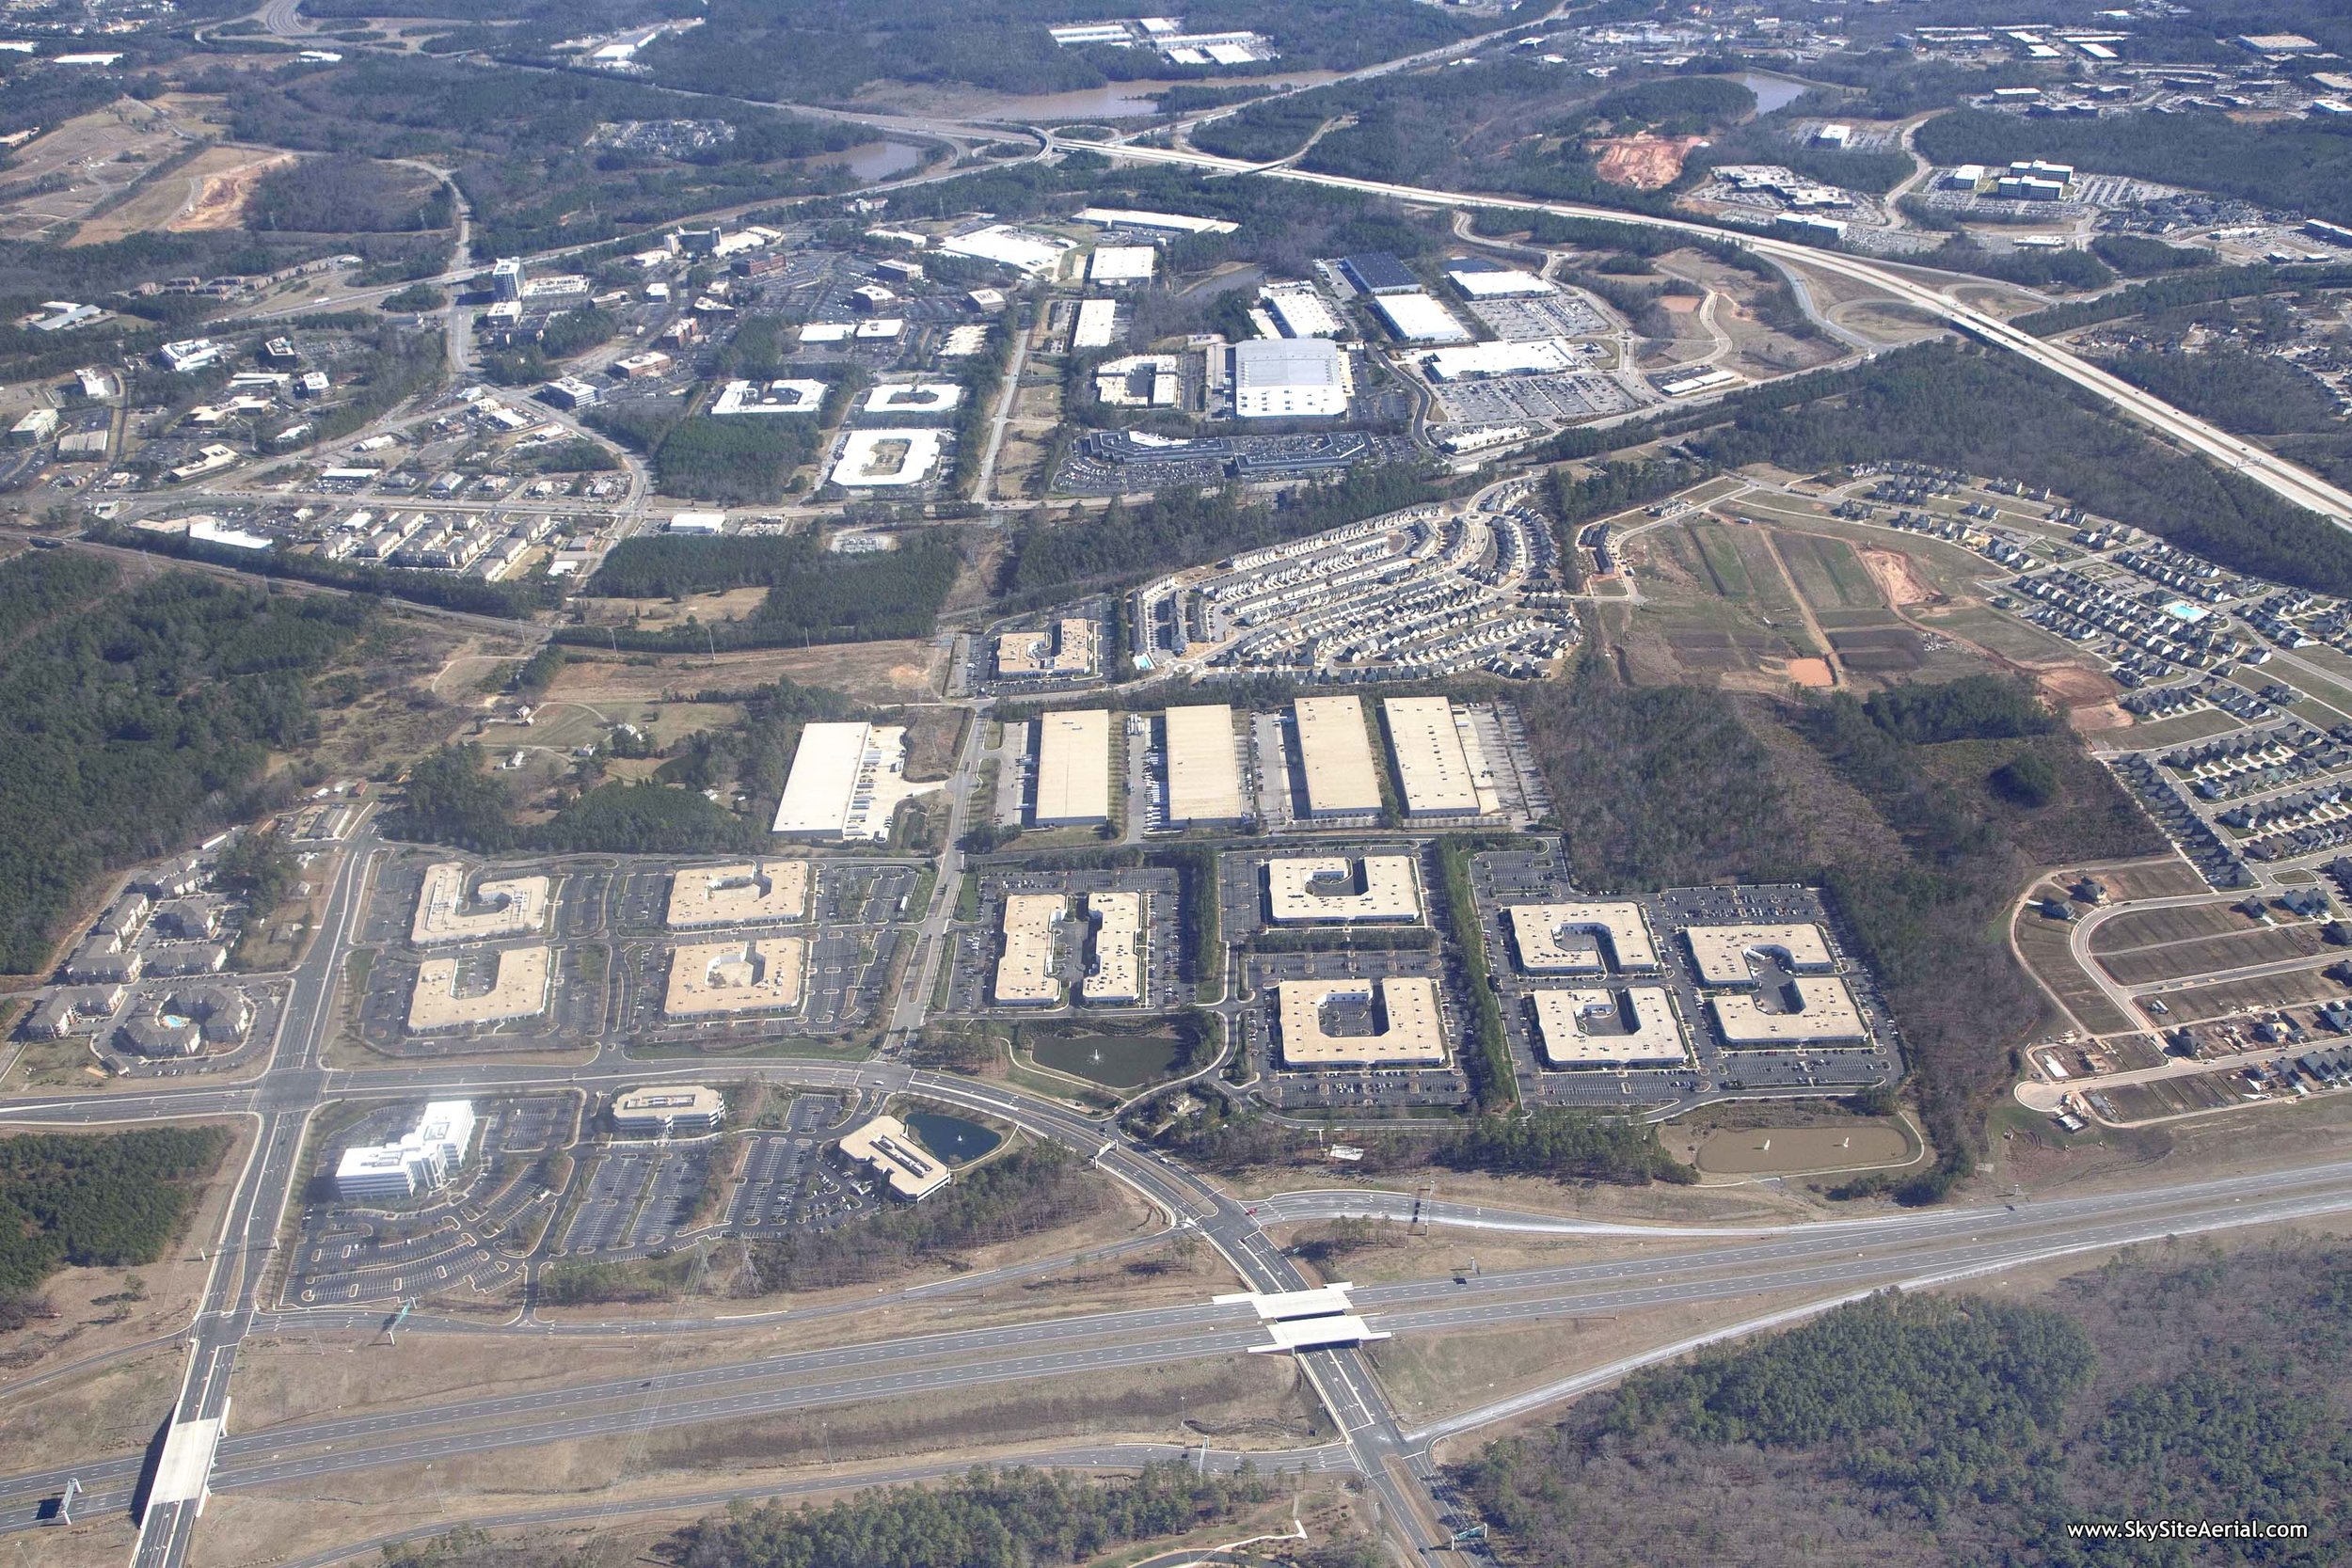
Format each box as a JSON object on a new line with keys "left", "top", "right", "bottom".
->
{"left": 1276, "top": 977, "right": 1448, "bottom": 1069}
{"left": 1381, "top": 697, "right": 1480, "bottom": 820}
{"left": 1033, "top": 708, "right": 1112, "bottom": 826}
{"left": 772, "top": 721, "right": 940, "bottom": 840}
{"left": 1532, "top": 988, "right": 1687, "bottom": 1069}
{"left": 1232, "top": 337, "right": 1347, "bottom": 419}
{"left": 1293, "top": 696, "right": 1382, "bottom": 819}
{"left": 1163, "top": 705, "right": 1244, "bottom": 827}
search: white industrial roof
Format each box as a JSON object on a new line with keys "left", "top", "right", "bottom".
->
{"left": 1370, "top": 291, "right": 1470, "bottom": 343}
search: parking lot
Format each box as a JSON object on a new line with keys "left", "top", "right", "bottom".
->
{"left": 1466, "top": 292, "right": 1612, "bottom": 341}
{"left": 944, "top": 865, "right": 1185, "bottom": 1015}
{"left": 285, "top": 1096, "right": 573, "bottom": 1307}
{"left": 1466, "top": 847, "right": 1901, "bottom": 1110}
{"left": 1430, "top": 369, "right": 1639, "bottom": 426}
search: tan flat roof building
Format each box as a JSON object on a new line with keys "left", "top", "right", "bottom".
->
{"left": 995, "top": 893, "right": 1065, "bottom": 1006}
{"left": 1382, "top": 697, "right": 1480, "bottom": 819}
{"left": 1081, "top": 891, "right": 1143, "bottom": 1005}
{"left": 1294, "top": 697, "right": 1382, "bottom": 818}
{"left": 838, "top": 1114, "right": 951, "bottom": 1200}
{"left": 664, "top": 861, "right": 809, "bottom": 928}
{"left": 994, "top": 618, "right": 1099, "bottom": 679}
{"left": 612, "top": 1085, "right": 725, "bottom": 1134}
{"left": 1034, "top": 708, "right": 1112, "bottom": 826}
{"left": 1710, "top": 975, "right": 1868, "bottom": 1044}
{"left": 1684, "top": 924, "right": 1836, "bottom": 986}
{"left": 1163, "top": 705, "right": 1244, "bottom": 827}
{"left": 407, "top": 946, "right": 550, "bottom": 1032}
{"left": 410, "top": 863, "right": 548, "bottom": 945}
{"left": 1532, "top": 988, "right": 1688, "bottom": 1068}
{"left": 1265, "top": 855, "right": 1422, "bottom": 925}
{"left": 1507, "top": 903, "right": 1661, "bottom": 974}
{"left": 1277, "top": 977, "right": 1448, "bottom": 1069}
{"left": 664, "top": 938, "right": 806, "bottom": 1017}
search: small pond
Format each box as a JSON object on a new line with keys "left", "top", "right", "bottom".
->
{"left": 1028, "top": 1028, "right": 1185, "bottom": 1088}
{"left": 904, "top": 1110, "right": 1003, "bottom": 1164}
{"left": 1736, "top": 71, "right": 1811, "bottom": 116}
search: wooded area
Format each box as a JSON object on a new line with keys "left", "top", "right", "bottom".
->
{"left": 1457, "top": 1240, "right": 2352, "bottom": 1566}
{"left": 576, "top": 532, "right": 963, "bottom": 651}
{"left": 0, "top": 555, "right": 371, "bottom": 974}
{"left": 0, "top": 1126, "right": 232, "bottom": 1308}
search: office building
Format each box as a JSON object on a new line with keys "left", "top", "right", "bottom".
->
{"left": 334, "top": 1101, "right": 476, "bottom": 1200}
{"left": 612, "top": 1085, "right": 725, "bottom": 1135}
{"left": 1276, "top": 978, "right": 1447, "bottom": 1069}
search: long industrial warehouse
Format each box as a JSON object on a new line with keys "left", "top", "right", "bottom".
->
{"left": 1293, "top": 696, "right": 1382, "bottom": 818}
{"left": 1033, "top": 708, "right": 1111, "bottom": 825}
{"left": 1381, "top": 696, "right": 1479, "bottom": 820}
{"left": 1163, "top": 704, "right": 1244, "bottom": 826}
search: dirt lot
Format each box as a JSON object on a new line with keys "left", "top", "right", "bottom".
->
{"left": 72, "top": 144, "right": 293, "bottom": 246}
{"left": 0, "top": 94, "right": 222, "bottom": 243}
{"left": 1589, "top": 135, "right": 1707, "bottom": 189}
{"left": 548, "top": 642, "right": 944, "bottom": 706}
{"left": 2089, "top": 899, "right": 2256, "bottom": 954}
{"left": 2014, "top": 902, "right": 2135, "bottom": 1037}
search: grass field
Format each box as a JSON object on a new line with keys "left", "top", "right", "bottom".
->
{"left": 2090, "top": 859, "right": 2213, "bottom": 902}
{"left": 1687, "top": 520, "right": 1753, "bottom": 599}
{"left": 1772, "top": 531, "right": 1884, "bottom": 613}
{"left": 2098, "top": 706, "right": 2246, "bottom": 751}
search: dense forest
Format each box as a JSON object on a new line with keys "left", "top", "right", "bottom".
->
{"left": 0, "top": 555, "right": 371, "bottom": 974}
{"left": 575, "top": 531, "right": 963, "bottom": 650}
{"left": 246, "top": 156, "right": 452, "bottom": 234}
{"left": 2104, "top": 349, "right": 2343, "bottom": 440}
{"left": 1916, "top": 107, "right": 2352, "bottom": 230}
{"left": 1683, "top": 341, "right": 2352, "bottom": 597}
{"left": 0, "top": 1127, "right": 233, "bottom": 1314}
{"left": 1457, "top": 1241, "right": 2352, "bottom": 1565}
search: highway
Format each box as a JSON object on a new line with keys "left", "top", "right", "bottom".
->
{"left": 9, "top": 1145, "right": 2352, "bottom": 1541}
{"left": 1049, "top": 135, "right": 2352, "bottom": 529}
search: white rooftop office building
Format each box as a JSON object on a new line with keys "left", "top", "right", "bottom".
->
{"left": 1232, "top": 338, "right": 1348, "bottom": 419}
{"left": 334, "top": 1101, "right": 476, "bottom": 1200}
{"left": 1368, "top": 291, "right": 1470, "bottom": 343}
